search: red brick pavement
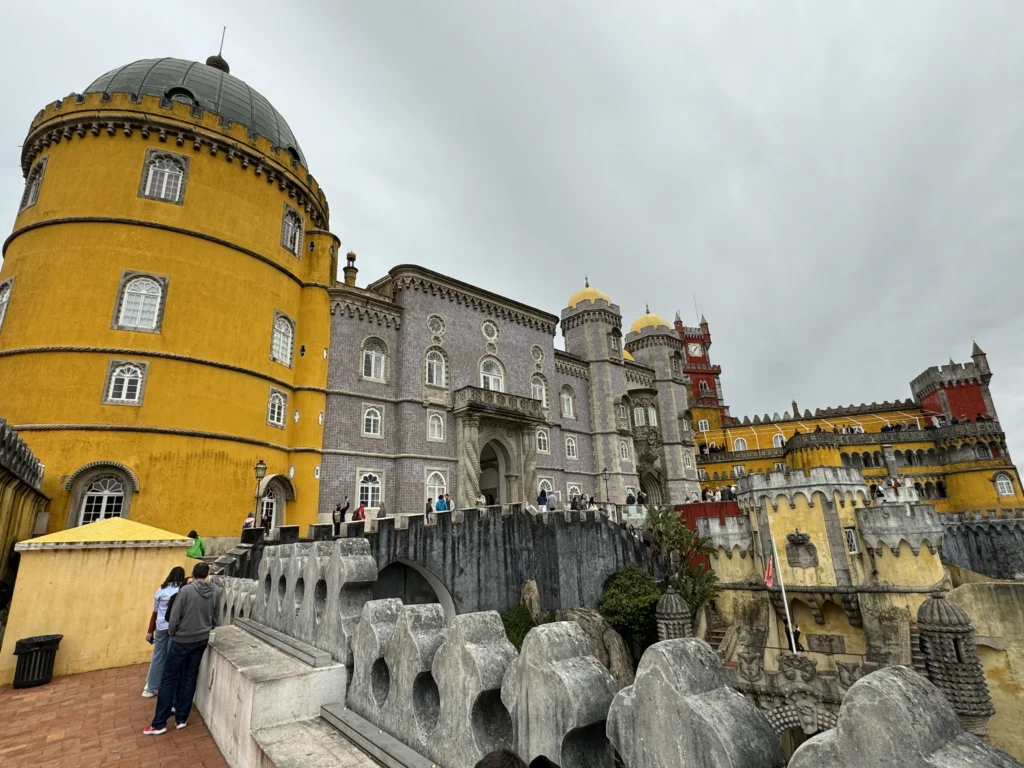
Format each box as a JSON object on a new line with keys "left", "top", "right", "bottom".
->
{"left": 0, "top": 662, "right": 227, "bottom": 767}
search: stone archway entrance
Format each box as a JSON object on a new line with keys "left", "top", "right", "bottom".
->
{"left": 640, "top": 472, "right": 663, "bottom": 504}
{"left": 480, "top": 440, "right": 510, "bottom": 506}
{"left": 372, "top": 558, "right": 456, "bottom": 621}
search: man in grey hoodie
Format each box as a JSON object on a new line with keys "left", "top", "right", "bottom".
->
{"left": 144, "top": 562, "right": 219, "bottom": 735}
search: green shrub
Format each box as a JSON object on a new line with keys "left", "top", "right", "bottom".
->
{"left": 501, "top": 603, "right": 536, "bottom": 650}
{"left": 598, "top": 564, "right": 661, "bottom": 651}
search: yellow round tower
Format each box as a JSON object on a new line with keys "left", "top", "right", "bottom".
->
{"left": 0, "top": 56, "right": 337, "bottom": 541}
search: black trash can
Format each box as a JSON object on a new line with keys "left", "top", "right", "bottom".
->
{"left": 12, "top": 634, "right": 63, "bottom": 689}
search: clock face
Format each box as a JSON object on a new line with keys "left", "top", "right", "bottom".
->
{"left": 687, "top": 342, "right": 703, "bottom": 357}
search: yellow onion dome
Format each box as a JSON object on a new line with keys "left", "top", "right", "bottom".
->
{"left": 623, "top": 349, "right": 635, "bottom": 361}
{"left": 629, "top": 306, "right": 672, "bottom": 334}
{"left": 567, "top": 278, "right": 612, "bottom": 308}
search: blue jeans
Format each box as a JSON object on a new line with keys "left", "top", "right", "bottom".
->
{"left": 144, "top": 631, "right": 171, "bottom": 692}
{"left": 152, "top": 639, "right": 207, "bottom": 728}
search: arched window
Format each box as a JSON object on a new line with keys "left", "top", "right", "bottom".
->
{"left": 539, "top": 478, "right": 553, "bottom": 494}
{"left": 281, "top": 208, "right": 303, "bottom": 255}
{"left": 532, "top": 375, "right": 548, "bottom": 407}
{"left": 0, "top": 280, "right": 11, "bottom": 333}
{"left": 565, "top": 436, "right": 578, "bottom": 459}
{"left": 428, "top": 412, "right": 444, "bottom": 441}
{"left": 936, "top": 481, "right": 948, "bottom": 498}
{"left": 80, "top": 475, "right": 126, "bottom": 525}
{"left": 107, "top": 364, "right": 143, "bottom": 403}
{"left": 267, "top": 391, "right": 286, "bottom": 427}
{"left": 20, "top": 158, "right": 46, "bottom": 211}
{"left": 362, "top": 338, "right": 387, "bottom": 382}
{"left": 773, "top": 434, "right": 785, "bottom": 448}
{"left": 271, "top": 316, "right": 295, "bottom": 366}
{"left": 633, "top": 407, "right": 646, "bottom": 427}
{"left": 426, "top": 471, "right": 446, "bottom": 503}
{"left": 648, "top": 407, "right": 658, "bottom": 427}
{"left": 359, "top": 472, "right": 382, "bottom": 508}
{"left": 118, "top": 277, "right": 162, "bottom": 330}
{"left": 144, "top": 155, "right": 185, "bottom": 203}
{"left": 480, "top": 358, "right": 504, "bottom": 391}
{"left": 733, "top": 438, "right": 748, "bottom": 451}
{"left": 536, "top": 428, "right": 549, "bottom": 453}
{"left": 619, "top": 440, "right": 630, "bottom": 461}
{"left": 976, "top": 445, "right": 991, "bottom": 460}
{"left": 561, "top": 387, "right": 575, "bottom": 418}
{"left": 698, "top": 380, "right": 711, "bottom": 395}
{"left": 260, "top": 487, "right": 279, "bottom": 527}
{"left": 363, "top": 407, "right": 382, "bottom": 436}
{"left": 995, "top": 473, "right": 1014, "bottom": 496}
{"left": 425, "top": 349, "right": 446, "bottom": 387}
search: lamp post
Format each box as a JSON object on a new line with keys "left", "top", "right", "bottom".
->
{"left": 254, "top": 458, "right": 267, "bottom": 530}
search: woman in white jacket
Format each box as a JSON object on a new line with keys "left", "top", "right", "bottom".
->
{"left": 142, "top": 566, "right": 188, "bottom": 697}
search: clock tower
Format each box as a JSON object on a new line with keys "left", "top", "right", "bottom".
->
{"left": 674, "top": 313, "right": 731, "bottom": 439}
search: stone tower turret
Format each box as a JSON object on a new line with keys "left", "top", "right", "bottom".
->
{"left": 561, "top": 282, "right": 637, "bottom": 504}
{"left": 916, "top": 590, "right": 995, "bottom": 737}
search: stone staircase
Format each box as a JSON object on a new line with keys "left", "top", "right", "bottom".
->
{"left": 909, "top": 624, "right": 929, "bottom": 676}
{"left": 705, "top": 605, "right": 730, "bottom": 660}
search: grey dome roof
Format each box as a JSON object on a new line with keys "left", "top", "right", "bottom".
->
{"left": 85, "top": 57, "right": 305, "bottom": 165}
{"left": 917, "top": 591, "right": 972, "bottom": 629}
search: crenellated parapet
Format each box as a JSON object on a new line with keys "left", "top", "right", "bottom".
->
{"left": 697, "top": 515, "right": 754, "bottom": 559}
{"left": 856, "top": 503, "right": 945, "bottom": 557}
{"left": 737, "top": 466, "right": 871, "bottom": 512}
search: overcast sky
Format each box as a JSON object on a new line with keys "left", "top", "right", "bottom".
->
{"left": 2, "top": 1, "right": 1023, "bottom": 456}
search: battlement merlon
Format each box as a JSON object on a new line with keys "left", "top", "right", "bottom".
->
{"left": 910, "top": 360, "right": 985, "bottom": 399}
{"left": 696, "top": 515, "right": 754, "bottom": 558}
{"left": 736, "top": 467, "right": 872, "bottom": 510}
{"left": 855, "top": 503, "right": 945, "bottom": 557}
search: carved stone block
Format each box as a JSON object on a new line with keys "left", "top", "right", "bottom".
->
{"left": 805, "top": 634, "right": 846, "bottom": 655}
{"left": 785, "top": 531, "right": 819, "bottom": 568}
{"left": 608, "top": 638, "right": 784, "bottom": 768}
{"left": 347, "top": 598, "right": 402, "bottom": 724}
{"left": 501, "top": 622, "right": 618, "bottom": 768}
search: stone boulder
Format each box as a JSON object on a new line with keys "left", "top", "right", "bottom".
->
{"left": 607, "top": 637, "right": 784, "bottom": 768}
{"left": 789, "top": 666, "right": 1023, "bottom": 768}
{"left": 557, "top": 608, "right": 634, "bottom": 691}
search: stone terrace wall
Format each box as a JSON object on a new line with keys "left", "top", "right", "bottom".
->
{"left": 339, "top": 507, "right": 649, "bottom": 614}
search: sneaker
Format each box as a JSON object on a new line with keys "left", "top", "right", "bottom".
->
{"left": 143, "top": 726, "right": 166, "bottom": 736}
{"left": 175, "top": 721, "right": 187, "bottom": 730}
{"left": 141, "top": 689, "right": 157, "bottom": 698}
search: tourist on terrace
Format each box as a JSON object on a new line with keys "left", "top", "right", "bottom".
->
{"left": 142, "top": 566, "right": 187, "bottom": 698}
{"left": 333, "top": 498, "right": 350, "bottom": 536}
{"left": 426, "top": 498, "right": 433, "bottom": 513}
{"left": 537, "top": 489, "right": 548, "bottom": 513}
{"left": 242, "top": 511, "right": 255, "bottom": 529}
{"left": 355, "top": 504, "right": 366, "bottom": 521}
{"left": 377, "top": 502, "right": 387, "bottom": 518}
{"left": 144, "top": 562, "right": 219, "bottom": 736}
{"left": 435, "top": 496, "right": 447, "bottom": 512}
{"left": 444, "top": 493, "right": 454, "bottom": 510}
{"left": 625, "top": 489, "right": 636, "bottom": 506}
{"left": 186, "top": 530, "right": 205, "bottom": 559}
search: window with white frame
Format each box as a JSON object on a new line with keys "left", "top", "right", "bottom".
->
{"left": 844, "top": 527, "right": 860, "bottom": 554}
{"left": 260, "top": 487, "right": 277, "bottom": 527}
{"left": 267, "top": 390, "right": 286, "bottom": 427}
{"left": 619, "top": 404, "right": 628, "bottom": 420}
{"left": 995, "top": 473, "right": 1014, "bottom": 496}
{"left": 480, "top": 358, "right": 504, "bottom": 391}
{"left": 539, "top": 478, "right": 554, "bottom": 494}
{"left": 565, "top": 436, "right": 578, "bottom": 460}
{"left": 619, "top": 440, "right": 630, "bottom": 461}
{"left": 561, "top": 387, "right": 575, "bottom": 418}
{"left": 281, "top": 208, "right": 303, "bottom": 255}
{"left": 633, "top": 407, "right": 646, "bottom": 427}
{"left": 425, "top": 348, "right": 446, "bottom": 387}
{"left": 426, "top": 471, "right": 446, "bottom": 503}
{"left": 733, "top": 438, "right": 748, "bottom": 451}
{"left": 697, "top": 419, "right": 709, "bottom": 432}
{"left": 774, "top": 462, "right": 786, "bottom": 471}
{"left": 142, "top": 153, "right": 186, "bottom": 203}
{"left": 568, "top": 484, "right": 582, "bottom": 499}
{"left": 363, "top": 407, "right": 382, "bottom": 437}
{"left": 20, "top": 157, "right": 46, "bottom": 211}
{"left": 428, "top": 412, "right": 445, "bottom": 441}
{"left": 532, "top": 375, "right": 548, "bottom": 407}
{"left": 648, "top": 407, "right": 658, "bottom": 427}
{"left": 358, "top": 472, "right": 382, "bottom": 508}
{"left": 684, "top": 453, "right": 692, "bottom": 468}
{"left": 271, "top": 315, "right": 295, "bottom": 366}
{"left": 698, "top": 380, "right": 711, "bottom": 395}
{"left": 362, "top": 338, "right": 387, "bottom": 382}
{"left": 536, "top": 428, "right": 549, "bottom": 454}
{"left": 0, "top": 280, "right": 12, "bottom": 333}
{"left": 106, "top": 363, "right": 144, "bottom": 404}
{"left": 773, "top": 434, "right": 785, "bottom": 448}
{"left": 732, "top": 465, "right": 745, "bottom": 478}
{"left": 117, "top": 276, "right": 163, "bottom": 331}
{"left": 79, "top": 475, "right": 125, "bottom": 525}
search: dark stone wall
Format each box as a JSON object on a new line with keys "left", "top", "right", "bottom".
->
{"left": 942, "top": 522, "right": 1024, "bottom": 579}
{"left": 345, "top": 508, "right": 649, "bottom": 615}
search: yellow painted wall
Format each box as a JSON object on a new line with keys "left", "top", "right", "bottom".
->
{"left": 0, "top": 544, "right": 198, "bottom": 684}
{"left": 948, "top": 583, "right": 1024, "bottom": 761}
{"left": 0, "top": 92, "right": 336, "bottom": 537}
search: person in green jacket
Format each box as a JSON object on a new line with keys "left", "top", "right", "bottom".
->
{"left": 186, "top": 530, "right": 205, "bottom": 559}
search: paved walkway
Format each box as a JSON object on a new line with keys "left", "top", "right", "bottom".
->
{"left": 0, "top": 662, "right": 227, "bottom": 767}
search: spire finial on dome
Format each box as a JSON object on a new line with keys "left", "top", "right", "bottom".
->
{"left": 207, "top": 28, "right": 230, "bottom": 73}
{"left": 645, "top": 303, "right": 650, "bottom": 314}
{"left": 585, "top": 276, "right": 589, "bottom": 288}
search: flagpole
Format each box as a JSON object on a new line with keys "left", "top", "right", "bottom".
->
{"left": 771, "top": 532, "right": 798, "bottom": 654}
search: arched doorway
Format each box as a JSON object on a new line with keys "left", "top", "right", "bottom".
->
{"left": 257, "top": 474, "right": 296, "bottom": 527}
{"left": 372, "top": 559, "right": 455, "bottom": 620}
{"left": 639, "top": 471, "right": 663, "bottom": 504}
{"left": 480, "top": 440, "right": 510, "bottom": 506}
